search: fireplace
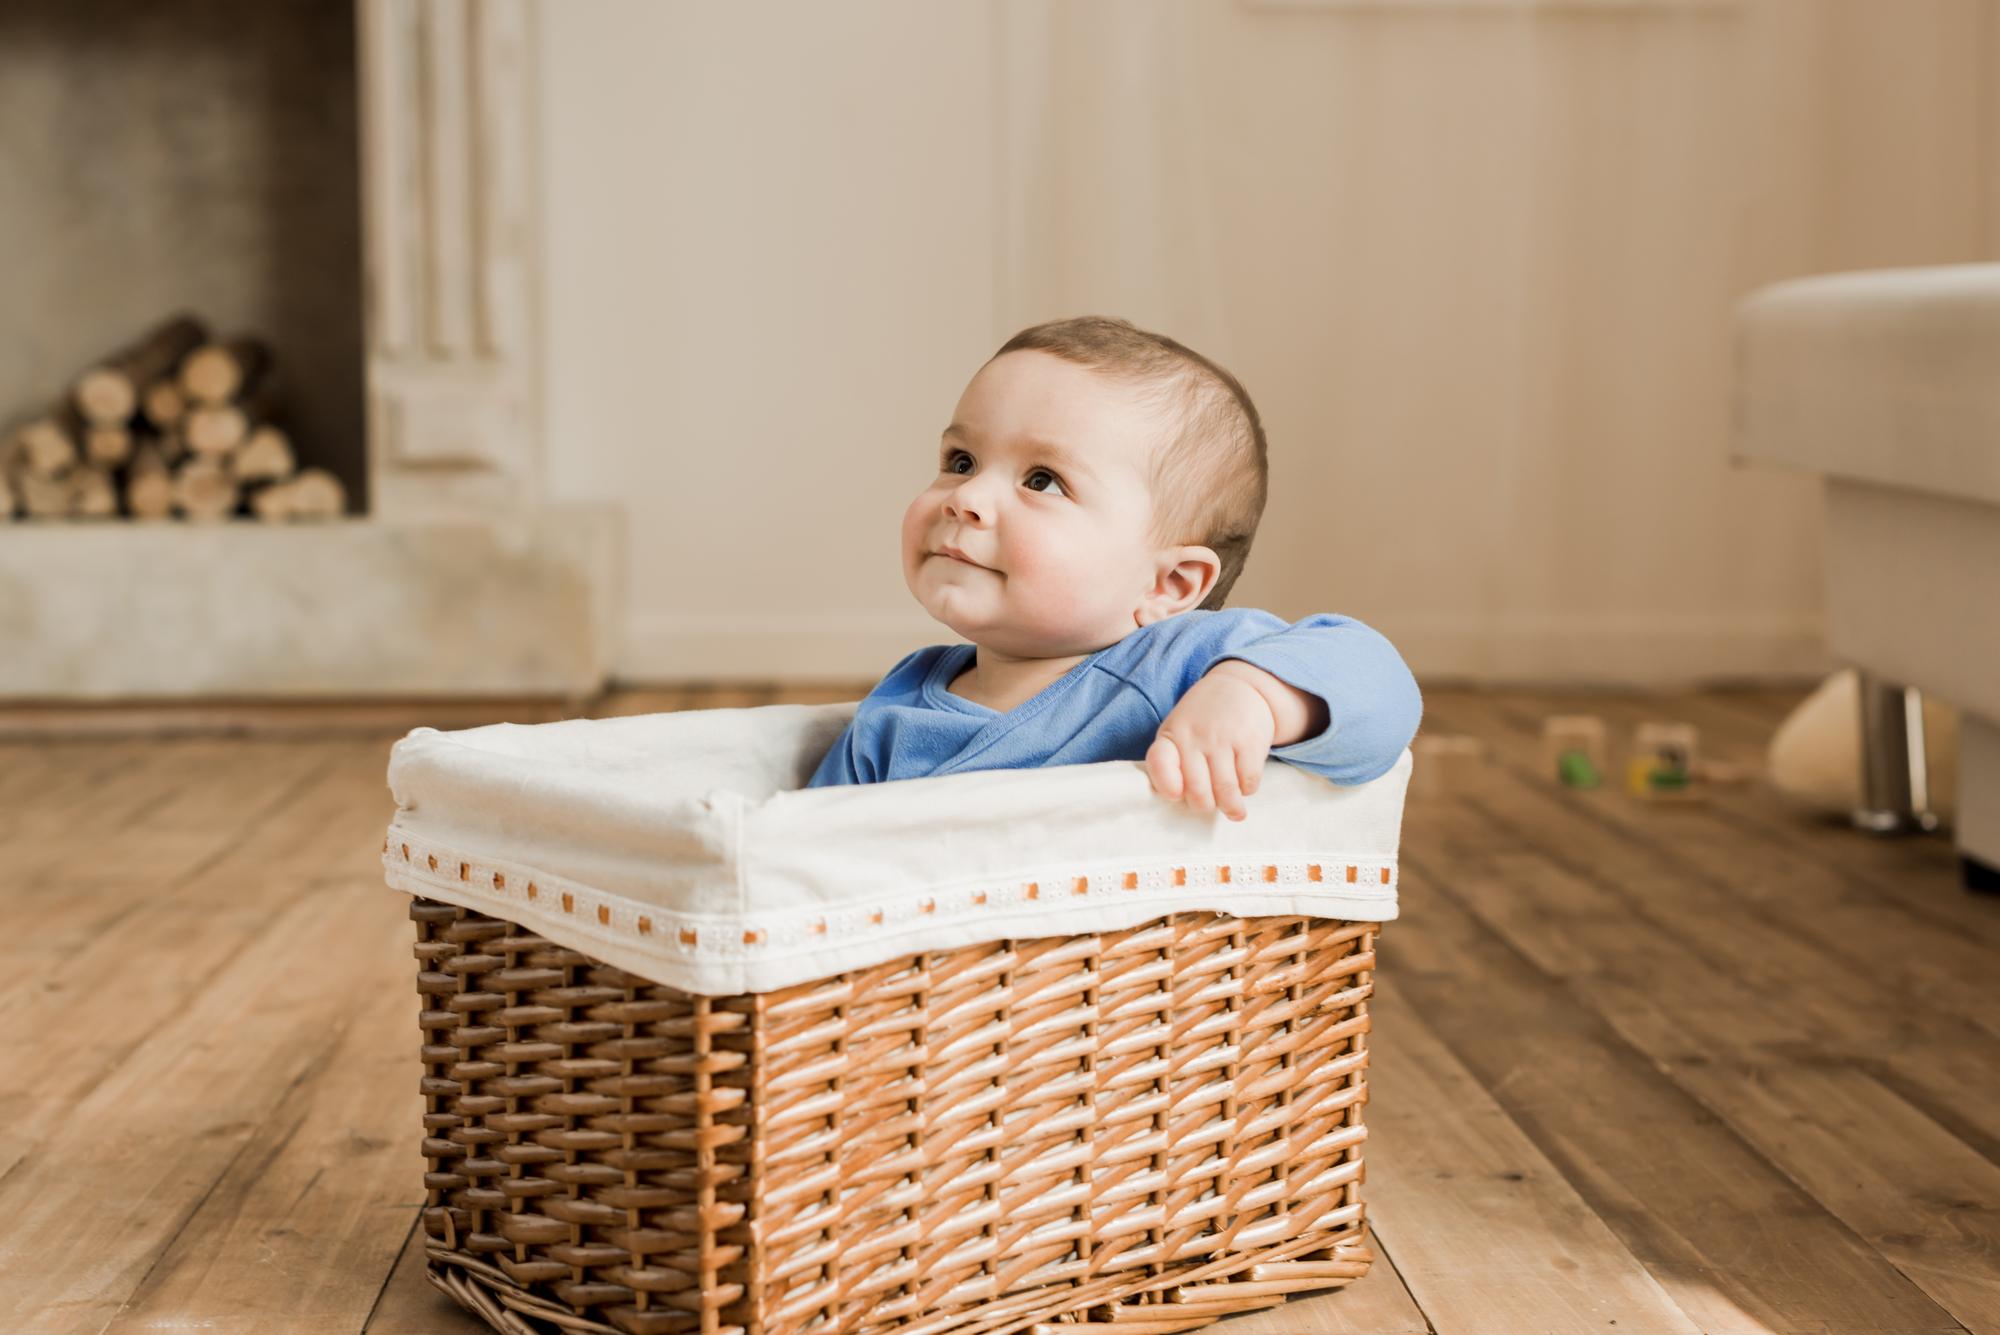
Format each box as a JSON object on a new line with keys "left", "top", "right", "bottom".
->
{"left": 0, "top": 0, "right": 617, "bottom": 700}
{"left": 0, "top": 1, "right": 363, "bottom": 517}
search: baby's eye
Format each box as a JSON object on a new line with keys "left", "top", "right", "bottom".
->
{"left": 1024, "top": 468, "right": 1067, "bottom": 497}
{"left": 943, "top": 449, "right": 974, "bottom": 475}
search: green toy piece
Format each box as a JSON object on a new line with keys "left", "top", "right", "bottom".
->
{"left": 1647, "top": 765, "right": 1691, "bottom": 791}
{"left": 1556, "top": 749, "right": 1601, "bottom": 788}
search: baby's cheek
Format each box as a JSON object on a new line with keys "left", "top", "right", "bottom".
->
{"left": 900, "top": 493, "right": 932, "bottom": 552}
{"left": 1007, "top": 540, "right": 1099, "bottom": 628}
{"left": 1024, "top": 586, "right": 1088, "bottom": 635}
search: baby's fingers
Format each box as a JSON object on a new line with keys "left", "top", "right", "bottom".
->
{"left": 1238, "top": 744, "right": 1268, "bottom": 798}
{"left": 1179, "top": 745, "right": 1216, "bottom": 814}
{"left": 1209, "top": 751, "right": 1247, "bottom": 822}
{"left": 1146, "top": 735, "right": 1184, "bottom": 800}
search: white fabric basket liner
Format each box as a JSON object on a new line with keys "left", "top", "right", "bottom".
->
{"left": 382, "top": 701, "right": 1409, "bottom": 996}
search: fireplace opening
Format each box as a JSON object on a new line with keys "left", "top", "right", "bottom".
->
{"left": 0, "top": 0, "right": 365, "bottom": 518}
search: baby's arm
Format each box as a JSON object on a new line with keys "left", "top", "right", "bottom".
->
{"left": 1145, "top": 662, "right": 1325, "bottom": 819}
{"left": 1210, "top": 659, "right": 1329, "bottom": 746}
{"left": 1143, "top": 612, "right": 1422, "bottom": 818}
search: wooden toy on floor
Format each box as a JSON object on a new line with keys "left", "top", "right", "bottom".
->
{"left": 1540, "top": 715, "right": 1607, "bottom": 788}
{"left": 1409, "top": 733, "right": 1484, "bottom": 801}
{"left": 1629, "top": 721, "right": 1701, "bottom": 800}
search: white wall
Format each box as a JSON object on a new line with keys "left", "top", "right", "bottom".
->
{"left": 538, "top": 0, "right": 1998, "bottom": 686}
{"left": 539, "top": 1, "right": 1000, "bottom": 679}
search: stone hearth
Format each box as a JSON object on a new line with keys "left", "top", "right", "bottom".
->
{"left": 0, "top": 515, "right": 613, "bottom": 698}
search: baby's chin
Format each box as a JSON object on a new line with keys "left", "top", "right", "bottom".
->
{"left": 909, "top": 563, "right": 1127, "bottom": 655}
{"left": 912, "top": 580, "right": 996, "bottom": 640}
{"left": 915, "top": 591, "right": 1113, "bottom": 658}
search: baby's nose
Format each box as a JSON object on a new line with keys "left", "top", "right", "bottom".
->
{"left": 943, "top": 488, "right": 993, "bottom": 525}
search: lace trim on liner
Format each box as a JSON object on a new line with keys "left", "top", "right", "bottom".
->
{"left": 382, "top": 828, "right": 1397, "bottom": 964}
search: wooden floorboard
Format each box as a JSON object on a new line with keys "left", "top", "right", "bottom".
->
{"left": 1464, "top": 687, "right": 1997, "bottom": 949}
{"left": 1418, "top": 697, "right": 2000, "bottom": 1157}
{"left": 0, "top": 687, "right": 1994, "bottom": 1333}
{"left": 99, "top": 884, "right": 425, "bottom": 1335}
{"left": 1360, "top": 985, "right": 1702, "bottom": 1332}
{"left": 1424, "top": 693, "right": 2000, "bottom": 1045}
{"left": 1386, "top": 859, "right": 1963, "bottom": 1334}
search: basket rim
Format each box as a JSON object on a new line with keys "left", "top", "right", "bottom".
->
{"left": 386, "top": 831, "right": 1396, "bottom": 996}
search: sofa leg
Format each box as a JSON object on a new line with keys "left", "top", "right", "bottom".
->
{"left": 1965, "top": 856, "right": 2000, "bottom": 895}
{"left": 1851, "top": 674, "right": 1936, "bottom": 834}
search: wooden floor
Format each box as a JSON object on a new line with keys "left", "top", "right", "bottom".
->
{"left": 3, "top": 686, "right": 1996, "bottom": 1334}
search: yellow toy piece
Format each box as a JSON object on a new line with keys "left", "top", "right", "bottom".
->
{"left": 1628, "top": 722, "right": 1701, "bottom": 802}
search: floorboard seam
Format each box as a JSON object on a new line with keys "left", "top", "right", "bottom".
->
{"left": 359, "top": 1210, "right": 426, "bottom": 1334}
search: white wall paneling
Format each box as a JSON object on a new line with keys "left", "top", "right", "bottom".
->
{"left": 360, "top": 0, "right": 541, "bottom": 515}
{"left": 532, "top": 0, "right": 1999, "bottom": 686}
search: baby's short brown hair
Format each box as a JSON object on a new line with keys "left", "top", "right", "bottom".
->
{"left": 991, "top": 316, "right": 1268, "bottom": 609}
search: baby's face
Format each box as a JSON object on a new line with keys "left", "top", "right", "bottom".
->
{"left": 902, "top": 350, "right": 1175, "bottom": 658}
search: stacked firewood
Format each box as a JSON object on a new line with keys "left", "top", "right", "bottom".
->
{"left": 0, "top": 314, "right": 348, "bottom": 522}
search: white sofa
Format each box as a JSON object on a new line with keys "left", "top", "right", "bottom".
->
{"left": 1734, "top": 263, "right": 2000, "bottom": 890}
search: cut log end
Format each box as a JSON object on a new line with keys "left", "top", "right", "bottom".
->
{"left": 74, "top": 315, "right": 208, "bottom": 425}
{"left": 126, "top": 445, "right": 175, "bottom": 519}
{"left": 172, "top": 457, "right": 240, "bottom": 522}
{"left": 15, "top": 417, "right": 78, "bottom": 477}
{"left": 17, "top": 468, "right": 73, "bottom": 519}
{"left": 70, "top": 466, "right": 119, "bottom": 519}
{"left": 288, "top": 468, "right": 347, "bottom": 518}
{"left": 85, "top": 426, "right": 133, "bottom": 468}
{"left": 184, "top": 404, "right": 249, "bottom": 457}
{"left": 233, "top": 425, "right": 296, "bottom": 482}
{"left": 250, "top": 467, "right": 346, "bottom": 522}
{"left": 179, "top": 337, "right": 271, "bottom": 406}
{"left": 140, "top": 378, "right": 186, "bottom": 429}
{"left": 73, "top": 369, "right": 137, "bottom": 426}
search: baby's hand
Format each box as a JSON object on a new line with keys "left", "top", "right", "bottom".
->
{"left": 1145, "top": 666, "right": 1279, "bottom": 821}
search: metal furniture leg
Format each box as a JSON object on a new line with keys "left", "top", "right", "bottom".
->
{"left": 1852, "top": 673, "right": 1935, "bottom": 833}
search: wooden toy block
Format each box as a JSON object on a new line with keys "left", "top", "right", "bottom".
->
{"left": 1540, "top": 715, "right": 1607, "bottom": 788}
{"left": 1629, "top": 721, "right": 1701, "bottom": 801}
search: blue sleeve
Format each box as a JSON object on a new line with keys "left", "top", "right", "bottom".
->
{"left": 1144, "top": 609, "right": 1423, "bottom": 786}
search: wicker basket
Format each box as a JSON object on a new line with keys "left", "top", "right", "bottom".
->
{"left": 411, "top": 895, "right": 1379, "bottom": 1335}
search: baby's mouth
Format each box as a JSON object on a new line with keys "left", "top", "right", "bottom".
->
{"left": 934, "top": 545, "right": 992, "bottom": 571}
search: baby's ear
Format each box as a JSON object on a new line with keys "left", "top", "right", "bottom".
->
{"left": 1138, "top": 546, "right": 1221, "bottom": 626}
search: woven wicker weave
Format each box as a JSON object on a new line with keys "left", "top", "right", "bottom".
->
{"left": 411, "top": 895, "right": 1379, "bottom": 1335}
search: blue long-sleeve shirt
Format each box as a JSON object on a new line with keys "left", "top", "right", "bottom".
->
{"left": 806, "top": 608, "right": 1422, "bottom": 789}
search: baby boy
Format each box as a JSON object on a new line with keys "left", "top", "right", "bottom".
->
{"left": 807, "top": 316, "right": 1422, "bottom": 819}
